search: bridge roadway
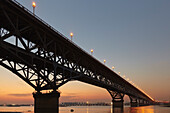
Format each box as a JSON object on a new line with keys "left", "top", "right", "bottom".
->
{"left": 0, "top": 0, "right": 154, "bottom": 113}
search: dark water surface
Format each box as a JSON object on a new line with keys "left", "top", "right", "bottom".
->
{"left": 0, "top": 105, "right": 170, "bottom": 113}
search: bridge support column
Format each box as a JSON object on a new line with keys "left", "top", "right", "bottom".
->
{"left": 139, "top": 99, "right": 145, "bottom": 106}
{"left": 143, "top": 100, "right": 148, "bottom": 106}
{"left": 107, "top": 90, "right": 124, "bottom": 108}
{"left": 146, "top": 101, "right": 150, "bottom": 105}
{"left": 129, "top": 96, "right": 138, "bottom": 107}
{"left": 112, "top": 99, "right": 124, "bottom": 108}
{"left": 33, "top": 91, "right": 60, "bottom": 113}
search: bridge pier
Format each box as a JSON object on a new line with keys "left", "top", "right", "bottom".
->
{"left": 33, "top": 91, "right": 60, "bottom": 113}
{"left": 129, "top": 96, "right": 138, "bottom": 107}
{"left": 146, "top": 101, "right": 150, "bottom": 105}
{"left": 139, "top": 100, "right": 150, "bottom": 106}
{"left": 139, "top": 99, "right": 144, "bottom": 106}
{"left": 112, "top": 99, "right": 124, "bottom": 108}
{"left": 108, "top": 90, "right": 124, "bottom": 108}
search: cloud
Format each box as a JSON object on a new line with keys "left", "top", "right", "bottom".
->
{"left": 61, "top": 92, "right": 79, "bottom": 96}
{"left": 60, "top": 93, "right": 80, "bottom": 102}
{"left": 60, "top": 95, "right": 79, "bottom": 102}
{"left": 62, "top": 95, "right": 77, "bottom": 99}
{"left": 8, "top": 93, "right": 31, "bottom": 97}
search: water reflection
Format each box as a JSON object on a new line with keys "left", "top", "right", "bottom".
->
{"left": 109, "top": 106, "right": 156, "bottom": 113}
{"left": 112, "top": 107, "right": 123, "bottom": 113}
{"left": 1, "top": 105, "right": 170, "bottom": 113}
{"left": 129, "top": 106, "right": 154, "bottom": 113}
{"left": 86, "top": 107, "right": 89, "bottom": 113}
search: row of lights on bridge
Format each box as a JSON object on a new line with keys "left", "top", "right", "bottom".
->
{"left": 68, "top": 32, "right": 141, "bottom": 91}
{"left": 68, "top": 32, "right": 154, "bottom": 101}
{"left": 31, "top": 1, "right": 154, "bottom": 101}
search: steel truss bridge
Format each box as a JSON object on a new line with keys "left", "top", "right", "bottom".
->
{"left": 0, "top": 0, "right": 154, "bottom": 110}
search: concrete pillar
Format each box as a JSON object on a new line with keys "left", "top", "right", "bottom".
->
{"left": 130, "top": 101, "right": 138, "bottom": 107}
{"left": 130, "top": 97, "right": 138, "bottom": 107}
{"left": 146, "top": 101, "right": 150, "bottom": 105}
{"left": 112, "top": 99, "right": 124, "bottom": 108}
{"left": 112, "top": 107, "right": 124, "bottom": 113}
{"left": 33, "top": 91, "right": 60, "bottom": 113}
{"left": 143, "top": 100, "right": 148, "bottom": 106}
{"left": 139, "top": 99, "right": 145, "bottom": 106}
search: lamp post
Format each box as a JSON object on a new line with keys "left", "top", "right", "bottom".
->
{"left": 118, "top": 72, "right": 121, "bottom": 75}
{"left": 86, "top": 101, "right": 89, "bottom": 106}
{"left": 32, "top": 2, "right": 36, "bottom": 16}
{"left": 91, "top": 49, "right": 93, "bottom": 55}
{"left": 70, "top": 32, "right": 73, "bottom": 41}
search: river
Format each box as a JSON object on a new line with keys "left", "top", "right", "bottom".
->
{"left": 0, "top": 105, "right": 170, "bottom": 113}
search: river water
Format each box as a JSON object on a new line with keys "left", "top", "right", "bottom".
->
{"left": 0, "top": 105, "right": 170, "bottom": 113}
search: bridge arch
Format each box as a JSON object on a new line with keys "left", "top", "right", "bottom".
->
{"left": 59, "top": 81, "right": 111, "bottom": 104}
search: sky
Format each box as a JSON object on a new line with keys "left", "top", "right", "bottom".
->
{"left": 0, "top": 0, "right": 170, "bottom": 104}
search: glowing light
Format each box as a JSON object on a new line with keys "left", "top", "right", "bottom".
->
{"left": 118, "top": 72, "right": 121, "bottom": 75}
{"left": 112, "top": 66, "right": 115, "bottom": 70}
{"left": 104, "top": 59, "right": 106, "bottom": 64}
{"left": 70, "top": 32, "right": 73, "bottom": 41}
{"left": 111, "top": 102, "right": 113, "bottom": 105}
{"left": 91, "top": 49, "right": 93, "bottom": 54}
{"left": 32, "top": 2, "right": 36, "bottom": 8}
{"left": 70, "top": 32, "right": 73, "bottom": 37}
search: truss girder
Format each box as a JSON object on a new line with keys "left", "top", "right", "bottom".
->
{"left": 0, "top": 0, "right": 153, "bottom": 102}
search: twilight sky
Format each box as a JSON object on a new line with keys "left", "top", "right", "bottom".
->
{"left": 0, "top": 0, "right": 170, "bottom": 104}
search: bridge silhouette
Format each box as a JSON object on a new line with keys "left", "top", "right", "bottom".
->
{"left": 0, "top": 0, "right": 154, "bottom": 113}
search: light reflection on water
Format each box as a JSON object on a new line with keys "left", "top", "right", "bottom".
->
{"left": 0, "top": 106, "right": 170, "bottom": 113}
{"left": 60, "top": 106, "right": 170, "bottom": 113}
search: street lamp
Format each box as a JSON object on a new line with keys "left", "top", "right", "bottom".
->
{"left": 70, "top": 32, "right": 73, "bottom": 41}
{"left": 32, "top": 2, "right": 36, "bottom": 16}
{"left": 86, "top": 101, "right": 89, "bottom": 106}
{"left": 112, "top": 66, "right": 115, "bottom": 70}
{"left": 91, "top": 49, "right": 93, "bottom": 55}
{"left": 118, "top": 72, "right": 121, "bottom": 75}
{"left": 104, "top": 59, "right": 106, "bottom": 64}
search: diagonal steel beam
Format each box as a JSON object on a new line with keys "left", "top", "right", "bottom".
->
{"left": 2, "top": 9, "right": 16, "bottom": 30}
{"left": 0, "top": 60, "right": 37, "bottom": 90}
